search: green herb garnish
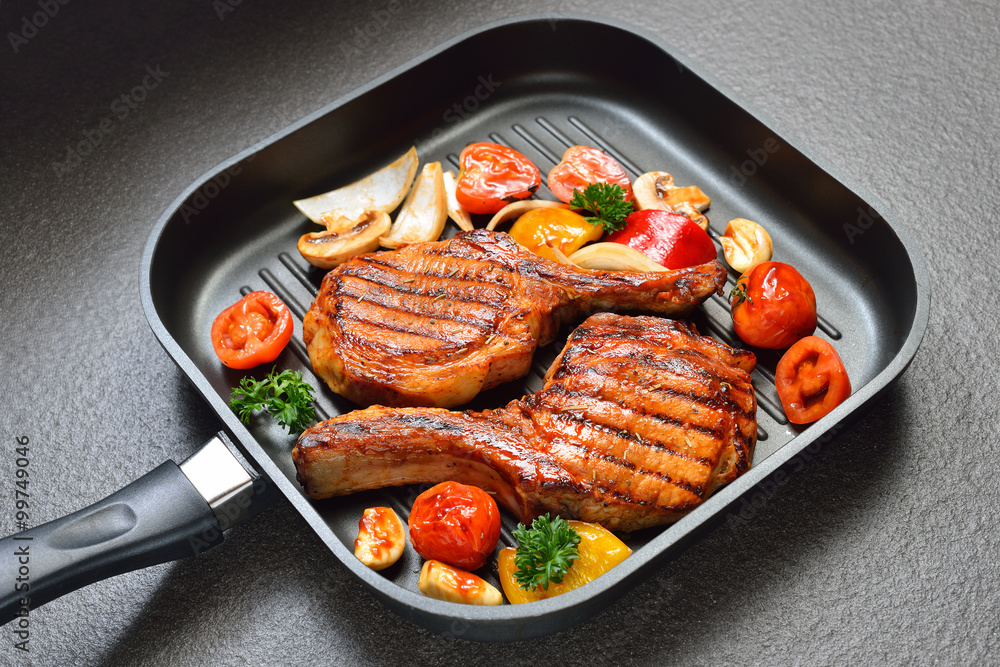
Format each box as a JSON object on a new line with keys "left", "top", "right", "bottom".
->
{"left": 729, "top": 282, "right": 753, "bottom": 306}
{"left": 512, "top": 513, "right": 581, "bottom": 591}
{"left": 569, "top": 182, "right": 634, "bottom": 233}
{"left": 229, "top": 367, "right": 316, "bottom": 434}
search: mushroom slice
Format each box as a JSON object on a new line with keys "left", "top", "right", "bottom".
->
{"left": 633, "top": 171, "right": 711, "bottom": 228}
{"left": 293, "top": 146, "right": 418, "bottom": 224}
{"left": 379, "top": 161, "right": 447, "bottom": 249}
{"left": 568, "top": 243, "right": 668, "bottom": 272}
{"left": 485, "top": 199, "right": 571, "bottom": 231}
{"left": 297, "top": 209, "right": 391, "bottom": 269}
{"left": 673, "top": 202, "right": 710, "bottom": 231}
{"left": 443, "top": 169, "right": 473, "bottom": 232}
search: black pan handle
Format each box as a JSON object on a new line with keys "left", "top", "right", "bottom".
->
{"left": 0, "top": 433, "right": 255, "bottom": 625}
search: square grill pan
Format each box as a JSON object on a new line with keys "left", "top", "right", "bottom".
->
{"left": 140, "top": 14, "right": 929, "bottom": 641}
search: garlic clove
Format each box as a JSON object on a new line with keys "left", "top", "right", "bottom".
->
{"left": 354, "top": 507, "right": 405, "bottom": 571}
{"left": 417, "top": 560, "right": 503, "bottom": 606}
{"left": 293, "top": 146, "right": 419, "bottom": 224}
{"left": 568, "top": 242, "right": 669, "bottom": 272}
{"left": 719, "top": 218, "right": 773, "bottom": 273}
{"left": 297, "top": 209, "right": 391, "bottom": 269}
{"left": 379, "top": 161, "right": 448, "bottom": 249}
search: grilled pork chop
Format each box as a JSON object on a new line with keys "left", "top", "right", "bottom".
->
{"left": 304, "top": 229, "right": 726, "bottom": 408}
{"left": 293, "top": 313, "right": 757, "bottom": 532}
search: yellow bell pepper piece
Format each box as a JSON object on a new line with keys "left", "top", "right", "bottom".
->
{"left": 507, "top": 208, "right": 603, "bottom": 262}
{"left": 498, "top": 520, "right": 631, "bottom": 604}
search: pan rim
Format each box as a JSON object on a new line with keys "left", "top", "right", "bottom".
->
{"left": 139, "top": 10, "right": 930, "bottom": 640}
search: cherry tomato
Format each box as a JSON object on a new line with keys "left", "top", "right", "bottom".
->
{"left": 730, "top": 261, "right": 816, "bottom": 349}
{"left": 508, "top": 207, "right": 603, "bottom": 262}
{"left": 455, "top": 142, "right": 541, "bottom": 215}
{"left": 775, "top": 336, "right": 852, "bottom": 424}
{"left": 408, "top": 481, "right": 501, "bottom": 571}
{"left": 210, "top": 291, "right": 293, "bottom": 369}
{"left": 606, "top": 209, "right": 717, "bottom": 269}
{"left": 547, "top": 145, "right": 633, "bottom": 204}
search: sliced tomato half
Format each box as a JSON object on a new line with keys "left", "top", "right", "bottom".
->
{"left": 775, "top": 336, "right": 852, "bottom": 424}
{"left": 210, "top": 291, "right": 293, "bottom": 369}
{"left": 547, "top": 145, "right": 633, "bottom": 204}
{"left": 455, "top": 142, "right": 541, "bottom": 215}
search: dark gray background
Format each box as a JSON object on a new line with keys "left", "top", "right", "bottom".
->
{"left": 1, "top": 0, "right": 997, "bottom": 664}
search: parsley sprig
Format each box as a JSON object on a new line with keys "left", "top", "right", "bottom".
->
{"left": 229, "top": 367, "right": 316, "bottom": 434}
{"left": 730, "top": 282, "right": 753, "bottom": 306}
{"left": 512, "top": 513, "right": 581, "bottom": 591}
{"left": 569, "top": 182, "right": 634, "bottom": 233}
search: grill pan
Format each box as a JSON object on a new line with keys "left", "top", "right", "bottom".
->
{"left": 0, "top": 14, "right": 928, "bottom": 641}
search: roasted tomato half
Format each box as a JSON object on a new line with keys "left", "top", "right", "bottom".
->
{"left": 455, "top": 142, "right": 541, "bottom": 215}
{"left": 606, "top": 209, "right": 717, "bottom": 269}
{"left": 547, "top": 145, "right": 633, "bottom": 204}
{"left": 408, "top": 481, "right": 501, "bottom": 571}
{"left": 775, "top": 336, "right": 851, "bottom": 424}
{"left": 730, "top": 261, "right": 817, "bottom": 349}
{"left": 210, "top": 291, "right": 294, "bottom": 369}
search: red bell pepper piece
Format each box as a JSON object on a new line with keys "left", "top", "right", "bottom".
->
{"left": 606, "top": 209, "right": 717, "bottom": 269}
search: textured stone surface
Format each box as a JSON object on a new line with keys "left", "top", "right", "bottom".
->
{"left": 1, "top": 0, "right": 997, "bottom": 664}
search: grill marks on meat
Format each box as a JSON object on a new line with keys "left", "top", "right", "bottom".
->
{"left": 293, "top": 313, "right": 756, "bottom": 532}
{"left": 304, "top": 229, "right": 726, "bottom": 408}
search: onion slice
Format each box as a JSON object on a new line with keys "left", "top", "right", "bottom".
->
{"left": 568, "top": 243, "right": 668, "bottom": 272}
{"left": 443, "top": 169, "right": 473, "bottom": 231}
{"left": 293, "top": 146, "right": 419, "bottom": 224}
{"left": 486, "top": 199, "right": 570, "bottom": 231}
{"left": 379, "top": 161, "right": 447, "bottom": 249}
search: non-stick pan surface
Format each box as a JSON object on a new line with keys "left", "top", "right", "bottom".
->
{"left": 140, "top": 14, "right": 929, "bottom": 641}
